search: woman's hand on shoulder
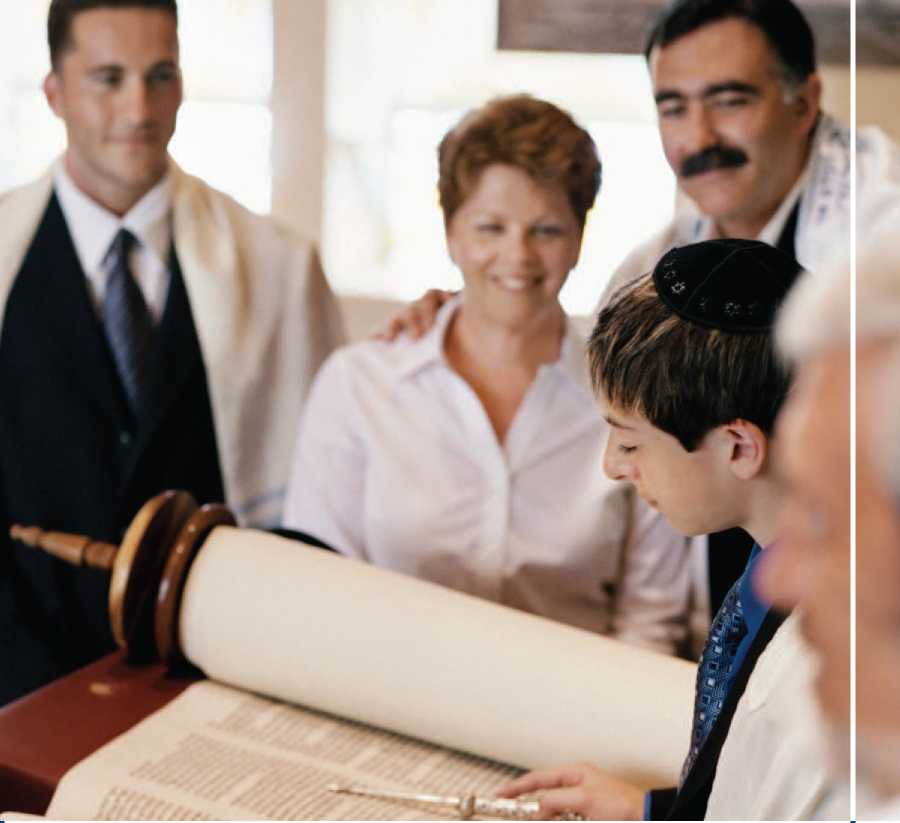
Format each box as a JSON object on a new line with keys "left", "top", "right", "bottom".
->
{"left": 373, "top": 289, "right": 455, "bottom": 341}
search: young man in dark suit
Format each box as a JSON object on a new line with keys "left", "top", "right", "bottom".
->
{"left": 0, "top": 0, "right": 343, "bottom": 707}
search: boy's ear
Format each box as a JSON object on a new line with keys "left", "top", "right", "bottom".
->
{"left": 722, "top": 419, "right": 768, "bottom": 480}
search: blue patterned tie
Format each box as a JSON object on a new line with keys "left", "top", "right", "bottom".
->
{"left": 680, "top": 579, "right": 747, "bottom": 784}
{"left": 103, "top": 228, "right": 152, "bottom": 414}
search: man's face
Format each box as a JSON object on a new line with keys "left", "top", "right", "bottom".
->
{"left": 649, "top": 17, "right": 820, "bottom": 237}
{"left": 601, "top": 400, "right": 737, "bottom": 537}
{"left": 759, "top": 342, "right": 900, "bottom": 795}
{"left": 855, "top": 344, "right": 900, "bottom": 795}
{"left": 44, "top": 6, "right": 182, "bottom": 215}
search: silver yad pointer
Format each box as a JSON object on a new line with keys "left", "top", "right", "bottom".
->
{"left": 327, "top": 783, "right": 584, "bottom": 820}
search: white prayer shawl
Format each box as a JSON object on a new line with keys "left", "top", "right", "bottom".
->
{"left": 0, "top": 163, "right": 345, "bottom": 527}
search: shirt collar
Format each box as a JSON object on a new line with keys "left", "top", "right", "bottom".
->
{"left": 392, "top": 292, "right": 462, "bottom": 381}
{"left": 755, "top": 163, "right": 809, "bottom": 248}
{"left": 52, "top": 158, "right": 174, "bottom": 273}
{"left": 740, "top": 542, "right": 769, "bottom": 636}
{"left": 393, "top": 292, "right": 590, "bottom": 395}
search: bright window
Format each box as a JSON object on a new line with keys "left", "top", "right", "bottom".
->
{"left": 0, "top": 1, "right": 677, "bottom": 315}
{"left": 322, "top": 0, "right": 676, "bottom": 315}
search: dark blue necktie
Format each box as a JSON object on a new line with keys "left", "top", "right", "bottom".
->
{"left": 103, "top": 228, "right": 152, "bottom": 414}
{"left": 680, "top": 578, "right": 747, "bottom": 784}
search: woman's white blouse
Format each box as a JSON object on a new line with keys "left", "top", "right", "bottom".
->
{"left": 284, "top": 296, "right": 690, "bottom": 654}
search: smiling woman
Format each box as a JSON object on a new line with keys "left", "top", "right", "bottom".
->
{"left": 284, "top": 94, "right": 692, "bottom": 655}
{"left": 443, "top": 163, "right": 581, "bottom": 392}
{"left": 436, "top": 96, "right": 596, "bottom": 436}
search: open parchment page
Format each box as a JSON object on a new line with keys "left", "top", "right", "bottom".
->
{"left": 48, "top": 680, "right": 519, "bottom": 820}
{"left": 49, "top": 526, "right": 698, "bottom": 818}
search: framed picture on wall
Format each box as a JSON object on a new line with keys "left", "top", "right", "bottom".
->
{"left": 498, "top": 0, "right": 898, "bottom": 66}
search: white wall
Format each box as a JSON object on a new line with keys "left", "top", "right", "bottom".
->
{"left": 858, "top": 66, "right": 900, "bottom": 141}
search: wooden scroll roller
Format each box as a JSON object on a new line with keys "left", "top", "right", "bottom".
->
{"left": 12, "top": 492, "right": 698, "bottom": 790}
{"left": 10, "top": 491, "right": 235, "bottom": 667}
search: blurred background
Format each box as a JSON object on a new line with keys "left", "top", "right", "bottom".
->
{"left": 0, "top": 0, "right": 891, "bottom": 320}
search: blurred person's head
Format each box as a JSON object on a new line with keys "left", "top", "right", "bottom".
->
{"left": 759, "top": 225, "right": 900, "bottom": 798}
{"left": 851, "top": 234, "right": 900, "bottom": 800}
{"left": 437, "top": 95, "right": 600, "bottom": 329}
{"left": 855, "top": 333, "right": 900, "bottom": 800}
{"left": 644, "top": 0, "right": 821, "bottom": 238}
{"left": 44, "top": 0, "right": 181, "bottom": 216}
{"left": 589, "top": 239, "right": 800, "bottom": 542}
{"left": 755, "top": 262, "right": 850, "bottom": 741}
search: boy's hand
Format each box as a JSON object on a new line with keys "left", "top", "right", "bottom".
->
{"left": 497, "top": 762, "right": 645, "bottom": 821}
{"left": 373, "top": 289, "right": 455, "bottom": 341}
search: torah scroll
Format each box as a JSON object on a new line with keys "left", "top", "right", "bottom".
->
{"left": 174, "top": 527, "right": 695, "bottom": 789}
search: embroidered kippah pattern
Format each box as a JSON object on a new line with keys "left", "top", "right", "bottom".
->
{"left": 652, "top": 238, "right": 803, "bottom": 333}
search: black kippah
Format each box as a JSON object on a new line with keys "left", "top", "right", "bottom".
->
{"left": 653, "top": 239, "right": 803, "bottom": 332}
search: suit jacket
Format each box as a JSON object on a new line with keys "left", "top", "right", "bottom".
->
{"left": 646, "top": 608, "right": 787, "bottom": 820}
{"left": 0, "top": 193, "right": 226, "bottom": 704}
{"left": 0, "top": 163, "right": 345, "bottom": 526}
{"left": 0, "top": 164, "right": 344, "bottom": 705}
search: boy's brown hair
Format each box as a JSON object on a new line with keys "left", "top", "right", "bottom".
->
{"left": 588, "top": 241, "right": 799, "bottom": 451}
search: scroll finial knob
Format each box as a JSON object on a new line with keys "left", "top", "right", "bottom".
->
{"left": 9, "top": 524, "right": 118, "bottom": 569}
{"left": 10, "top": 490, "right": 201, "bottom": 659}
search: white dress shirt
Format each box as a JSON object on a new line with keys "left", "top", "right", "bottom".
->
{"left": 285, "top": 295, "right": 690, "bottom": 654}
{"left": 53, "top": 160, "right": 173, "bottom": 323}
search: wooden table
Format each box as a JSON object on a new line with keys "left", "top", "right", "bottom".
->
{"left": 0, "top": 653, "right": 196, "bottom": 813}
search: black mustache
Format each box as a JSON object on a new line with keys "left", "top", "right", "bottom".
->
{"left": 681, "top": 146, "right": 748, "bottom": 178}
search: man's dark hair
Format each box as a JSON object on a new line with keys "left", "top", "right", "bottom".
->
{"left": 644, "top": 0, "right": 816, "bottom": 90}
{"left": 588, "top": 274, "right": 793, "bottom": 452}
{"left": 48, "top": 0, "right": 178, "bottom": 68}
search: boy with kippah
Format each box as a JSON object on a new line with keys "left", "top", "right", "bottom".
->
{"left": 499, "top": 239, "right": 819, "bottom": 820}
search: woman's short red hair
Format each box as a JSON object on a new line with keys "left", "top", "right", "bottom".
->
{"left": 438, "top": 94, "right": 601, "bottom": 227}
